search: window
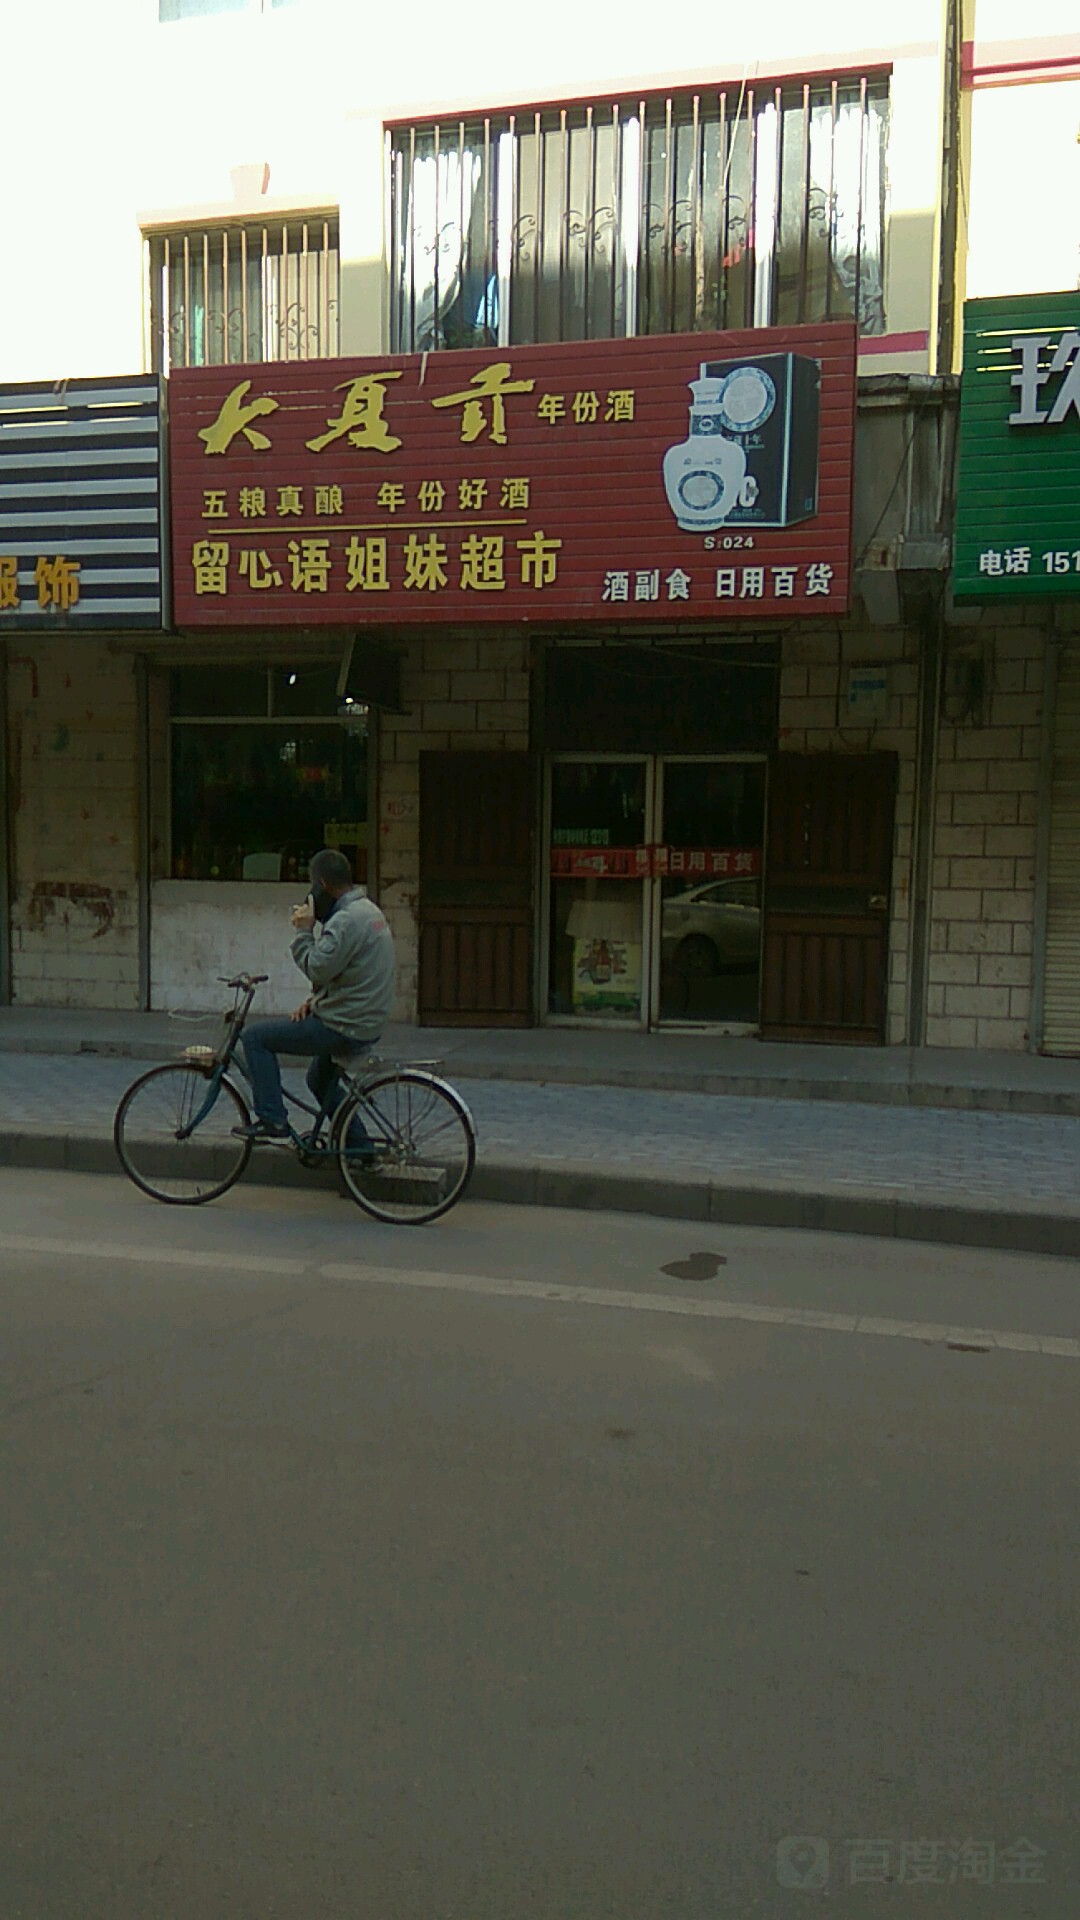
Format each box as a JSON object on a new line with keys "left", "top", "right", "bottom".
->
{"left": 390, "top": 78, "right": 888, "bottom": 352}
{"left": 159, "top": 1, "right": 296, "bottom": 20}
{"left": 145, "top": 217, "right": 339, "bottom": 371}
{"left": 168, "top": 666, "right": 368, "bottom": 884}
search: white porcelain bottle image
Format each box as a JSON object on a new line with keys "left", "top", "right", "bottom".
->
{"left": 661, "top": 373, "right": 748, "bottom": 533}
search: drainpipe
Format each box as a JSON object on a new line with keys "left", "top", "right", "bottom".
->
{"left": 934, "top": 0, "right": 962, "bottom": 373}
{"left": 1030, "top": 629, "right": 1058, "bottom": 1054}
{"left": 0, "top": 639, "right": 10, "bottom": 1005}
{"left": 135, "top": 653, "right": 151, "bottom": 1012}
{"left": 907, "top": 588, "right": 945, "bottom": 1045}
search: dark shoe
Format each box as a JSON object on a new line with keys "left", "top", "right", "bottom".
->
{"left": 233, "top": 1120, "right": 291, "bottom": 1144}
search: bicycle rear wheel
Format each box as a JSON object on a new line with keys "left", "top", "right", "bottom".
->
{"left": 335, "top": 1070, "right": 476, "bottom": 1225}
{"left": 114, "top": 1063, "right": 252, "bottom": 1204}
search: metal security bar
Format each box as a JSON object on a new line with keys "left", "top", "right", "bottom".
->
{"left": 389, "top": 77, "right": 888, "bottom": 352}
{"left": 145, "top": 217, "right": 340, "bottom": 371}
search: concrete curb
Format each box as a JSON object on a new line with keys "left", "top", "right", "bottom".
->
{"left": 3, "top": 1033, "right": 1080, "bottom": 1117}
{"left": 4, "top": 1126, "right": 1079, "bottom": 1260}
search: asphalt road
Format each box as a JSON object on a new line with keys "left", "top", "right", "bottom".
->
{"left": 1, "top": 1170, "right": 1078, "bottom": 1918}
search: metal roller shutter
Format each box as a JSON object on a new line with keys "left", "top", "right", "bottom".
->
{"left": 1043, "top": 646, "right": 1080, "bottom": 1053}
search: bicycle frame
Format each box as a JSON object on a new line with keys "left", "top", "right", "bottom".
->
{"left": 174, "top": 976, "right": 260, "bottom": 1142}
{"left": 178, "top": 974, "right": 390, "bottom": 1157}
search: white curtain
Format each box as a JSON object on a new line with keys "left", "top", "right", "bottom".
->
{"left": 403, "top": 147, "right": 485, "bottom": 350}
{"left": 809, "top": 96, "right": 887, "bottom": 334}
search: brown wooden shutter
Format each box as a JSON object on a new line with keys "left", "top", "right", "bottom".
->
{"left": 418, "top": 751, "right": 534, "bottom": 1027}
{"left": 761, "top": 752, "right": 897, "bottom": 1043}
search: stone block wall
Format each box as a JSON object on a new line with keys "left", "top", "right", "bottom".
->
{"left": 375, "top": 629, "right": 531, "bottom": 1021}
{"left": 926, "top": 628, "right": 1042, "bottom": 1051}
{"left": 6, "top": 638, "right": 140, "bottom": 1008}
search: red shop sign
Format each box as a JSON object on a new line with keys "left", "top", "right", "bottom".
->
{"left": 654, "top": 846, "right": 761, "bottom": 878}
{"left": 550, "top": 846, "right": 761, "bottom": 879}
{"left": 169, "top": 324, "right": 855, "bottom": 628}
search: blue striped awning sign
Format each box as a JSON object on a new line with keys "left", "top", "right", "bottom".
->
{"left": 0, "top": 375, "right": 164, "bottom": 630}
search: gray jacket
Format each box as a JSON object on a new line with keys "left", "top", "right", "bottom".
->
{"left": 290, "top": 889, "right": 395, "bottom": 1039}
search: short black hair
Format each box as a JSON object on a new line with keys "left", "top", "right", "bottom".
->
{"left": 309, "top": 848, "right": 353, "bottom": 891}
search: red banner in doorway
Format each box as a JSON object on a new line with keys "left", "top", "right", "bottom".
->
{"left": 550, "top": 846, "right": 761, "bottom": 880}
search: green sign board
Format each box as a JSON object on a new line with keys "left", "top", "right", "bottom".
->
{"left": 954, "top": 291, "right": 1080, "bottom": 600}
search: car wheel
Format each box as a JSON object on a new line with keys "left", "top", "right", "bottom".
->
{"left": 676, "top": 933, "right": 719, "bottom": 978}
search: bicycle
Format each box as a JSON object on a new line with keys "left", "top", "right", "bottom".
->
{"left": 113, "top": 973, "right": 476, "bottom": 1226}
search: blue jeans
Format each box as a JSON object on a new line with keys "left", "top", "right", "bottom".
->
{"left": 240, "top": 1014, "right": 379, "bottom": 1137}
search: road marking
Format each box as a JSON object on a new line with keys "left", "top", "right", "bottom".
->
{"left": 0, "top": 1233, "right": 304, "bottom": 1278}
{"left": 2, "top": 1233, "right": 1078, "bottom": 1360}
{"left": 321, "top": 1263, "right": 1080, "bottom": 1360}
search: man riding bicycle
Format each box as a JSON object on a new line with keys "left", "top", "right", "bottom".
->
{"left": 235, "top": 848, "right": 396, "bottom": 1145}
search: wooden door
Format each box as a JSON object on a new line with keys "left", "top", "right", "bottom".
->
{"left": 419, "top": 751, "right": 534, "bottom": 1027}
{"left": 761, "top": 753, "right": 897, "bottom": 1044}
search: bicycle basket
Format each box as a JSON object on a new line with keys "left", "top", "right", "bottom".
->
{"left": 180, "top": 1043, "right": 217, "bottom": 1067}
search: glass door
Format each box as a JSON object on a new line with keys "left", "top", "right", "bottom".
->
{"left": 546, "top": 758, "right": 651, "bottom": 1024}
{"left": 655, "top": 758, "right": 766, "bottom": 1027}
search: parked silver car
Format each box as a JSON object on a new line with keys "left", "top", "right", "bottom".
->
{"left": 661, "top": 877, "right": 761, "bottom": 975}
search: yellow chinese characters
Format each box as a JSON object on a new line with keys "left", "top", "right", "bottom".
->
{"left": 288, "top": 539, "right": 331, "bottom": 593}
{"left": 345, "top": 537, "right": 389, "bottom": 592}
{"left": 199, "top": 382, "right": 279, "bottom": 456}
{"left": 460, "top": 535, "right": 505, "bottom": 592}
{"left": 0, "top": 555, "right": 82, "bottom": 611}
{"left": 238, "top": 550, "right": 281, "bottom": 590}
{"left": 35, "top": 556, "right": 81, "bottom": 610}
{"left": 192, "top": 541, "right": 229, "bottom": 595}
{"left": 188, "top": 511, "right": 567, "bottom": 599}
{"left": 412, "top": 477, "right": 530, "bottom": 514}
{"left": 402, "top": 534, "right": 448, "bottom": 593}
{"left": 431, "top": 361, "right": 535, "bottom": 446}
{"left": 307, "top": 374, "right": 403, "bottom": 455}
{"left": 536, "top": 388, "right": 636, "bottom": 425}
{"left": 518, "top": 531, "right": 562, "bottom": 589}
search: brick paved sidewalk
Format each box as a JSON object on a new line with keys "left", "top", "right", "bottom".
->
{"left": 6, "top": 1004, "right": 1080, "bottom": 1115}
{"left": 2, "top": 1048, "right": 1079, "bottom": 1256}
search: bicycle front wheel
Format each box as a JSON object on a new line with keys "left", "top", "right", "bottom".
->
{"left": 114, "top": 1063, "right": 252, "bottom": 1205}
{"left": 335, "top": 1071, "right": 476, "bottom": 1225}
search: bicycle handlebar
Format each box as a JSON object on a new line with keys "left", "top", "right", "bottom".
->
{"left": 218, "top": 973, "right": 269, "bottom": 988}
